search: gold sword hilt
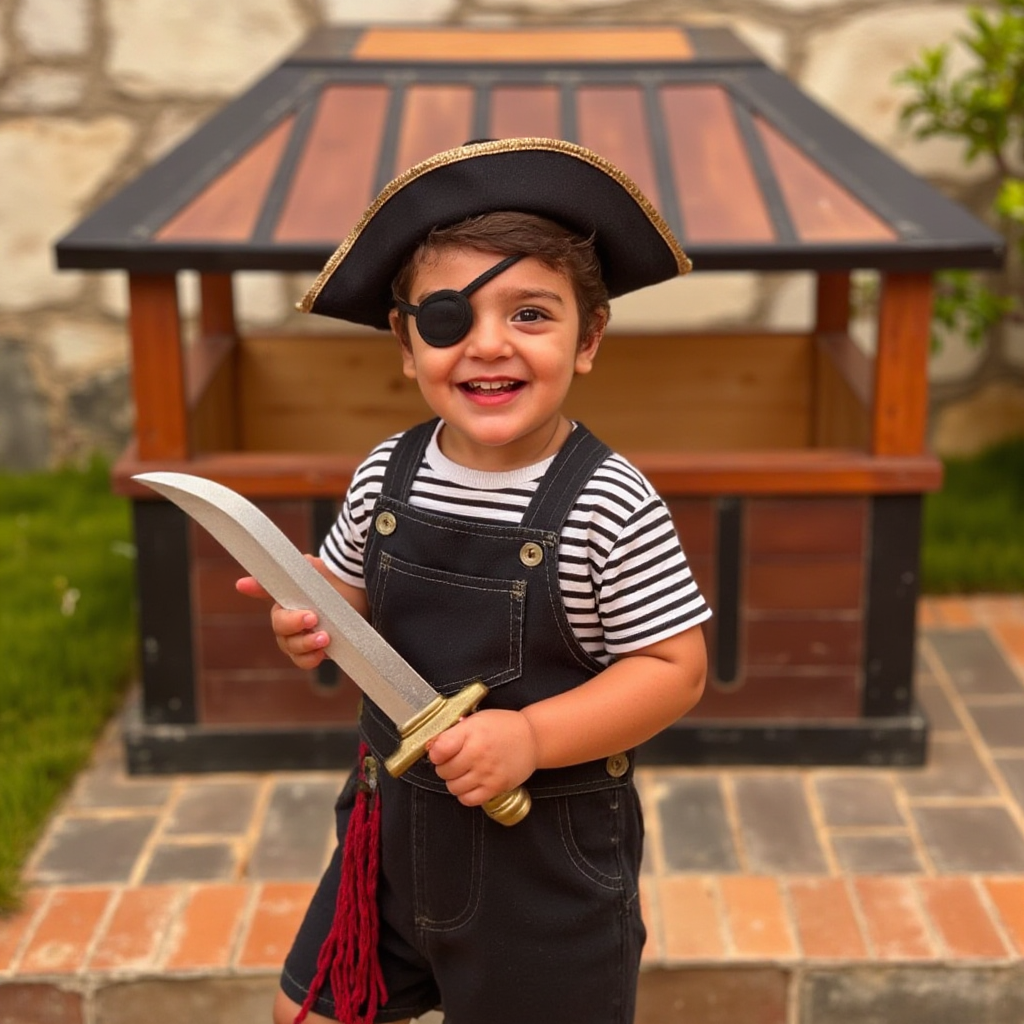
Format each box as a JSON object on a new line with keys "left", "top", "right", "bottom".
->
{"left": 384, "top": 681, "right": 532, "bottom": 826}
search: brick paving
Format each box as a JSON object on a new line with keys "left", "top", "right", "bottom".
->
{"left": 2, "top": 595, "right": 1024, "bottom": 1023}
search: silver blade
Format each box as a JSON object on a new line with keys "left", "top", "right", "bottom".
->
{"left": 133, "top": 471, "right": 439, "bottom": 728}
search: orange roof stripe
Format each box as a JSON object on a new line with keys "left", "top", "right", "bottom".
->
{"left": 577, "top": 86, "right": 661, "bottom": 211}
{"left": 490, "top": 86, "right": 561, "bottom": 140}
{"left": 275, "top": 85, "right": 389, "bottom": 243}
{"left": 661, "top": 85, "right": 774, "bottom": 243}
{"left": 394, "top": 85, "right": 475, "bottom": 175}
{"left": 754, "top": 117, "right": 897, "bottom": 243}
{"left": 353, "top": 27, "right": 694, "bottom": 62}
{"left": 157, "top": 117, "right": 294, "bottom": 242}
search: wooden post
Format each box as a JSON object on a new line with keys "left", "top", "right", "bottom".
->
{"left": 190, "top": 274, "right": 240, "bottom": 454}
{"left": 815, "top": 271, "right": 851, "bottom": 333}
{"left": 812, "top": 272, "right": 854, "bottom": 446}
{"left": 872, "top": 272, "right": 933, "bottom": 456}
{"left": 128, "top": 272, "right": 189, "bottom": 460}
{"left": 199, "top": 273, "right": 237, "bottom": 340}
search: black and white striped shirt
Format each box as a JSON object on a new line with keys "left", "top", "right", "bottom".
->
{"left": 321, "top": 424, "right": 710, "bottom": 664}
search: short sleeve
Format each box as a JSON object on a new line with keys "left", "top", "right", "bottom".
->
{"left": 596, "top": 496, "right": 711, "bottom": 655}
{"left": 319, "top": 436, "right": 398, "bottom": 587}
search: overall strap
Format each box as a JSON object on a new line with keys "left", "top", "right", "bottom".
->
{"left": 520, "top": 423, "right": 611, "bottom": 533}
{"left": 379, "top": 419, "right": 439, "bottom": 502}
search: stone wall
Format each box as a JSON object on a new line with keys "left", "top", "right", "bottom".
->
{"left": 0, "top": 0, "right": 1018, "bottom": 468}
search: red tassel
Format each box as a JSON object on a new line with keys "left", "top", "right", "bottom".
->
{"left": 294, "top": 744, "right": 387, "bottom": 1024}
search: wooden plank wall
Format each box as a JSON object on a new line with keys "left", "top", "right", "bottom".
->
{"left": 234, "top": 332, "right": 817, "bottom": 456}
{"left": 186, "top": 493, "right": 868, "bottom": 728}
{"left": 682, "top": 496, "right": 868, "bottom": 722}
{"left": 189, "top": 502, "right": 361, "bottom": 725}
{"left": 812, "top": 333, "right": 872, "bottom": 450}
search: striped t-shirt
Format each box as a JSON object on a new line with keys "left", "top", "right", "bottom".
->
{"left": 320, "top": 423, "right": 711, "bottom": 664}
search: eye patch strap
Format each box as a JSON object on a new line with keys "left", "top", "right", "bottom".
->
{"left": 456, "top": 254, "right": 525, "bottom": 299}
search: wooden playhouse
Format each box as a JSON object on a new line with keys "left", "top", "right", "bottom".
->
{"left": 56, "top": 25, "right": 1003, "bottom": 772}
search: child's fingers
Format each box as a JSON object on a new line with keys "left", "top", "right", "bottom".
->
{"left": 271, "top": 606, "right": 319, "bottom": 637}
{"left": 236, "top": 575, "right": 271, "bottom": 600}
{"left": 284, "top": 647, "right": 327, "bottom": 670}
{"left": 277, "top": 626, "right": 329, "bottom": 669}
{"left": 268, "top": 606, "right": 330, "bottom": 669}
{"left": 443, "top": 777, "right": 486, "bottom": 806}
{"left": 427, "top": 724, "right": 466, "bottom": 766}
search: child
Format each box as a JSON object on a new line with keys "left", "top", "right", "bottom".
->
{"left": 238, "top": 138, "right": 710, "bottom": 1024}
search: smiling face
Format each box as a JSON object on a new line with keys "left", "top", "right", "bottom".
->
{"left": 391, "top": 247, "right": 604, "bottom": 472}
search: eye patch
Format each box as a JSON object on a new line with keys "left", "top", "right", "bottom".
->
{"left": 394, "top": 254, "right": 524, "bottom": 347}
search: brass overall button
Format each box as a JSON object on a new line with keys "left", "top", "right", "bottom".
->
{"left": 519, "top": 542, "right": 544, "bottom": 567}
{"left": 605, "top": 753, "right": 630, "bottom": 778}
{"left": 375, "top": 511, "right": 397, "bottom": 536}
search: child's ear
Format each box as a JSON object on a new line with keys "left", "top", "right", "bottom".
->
{"left": 574, "top": 311, "right": 606, "bottom": 376}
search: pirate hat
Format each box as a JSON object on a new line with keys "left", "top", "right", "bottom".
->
{"left": 299, "top": 137, "right": 691, "bottom": 331}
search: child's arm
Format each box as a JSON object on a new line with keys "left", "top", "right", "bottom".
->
{"left": 236, "top": 556, "right": 369, "bottom": 670}
{"left": 427, "top": 625, "right": 706, "bottom": 808}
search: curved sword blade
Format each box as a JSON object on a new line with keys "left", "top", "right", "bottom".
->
{"left": 133, "top": 471, "right": 436, "bottom": 728}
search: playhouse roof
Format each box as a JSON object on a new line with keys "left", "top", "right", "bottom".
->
{"left": 56, "top": 24, "right": 1003, "bottom": 275}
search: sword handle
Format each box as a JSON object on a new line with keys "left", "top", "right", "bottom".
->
{"left": 384, "top": 681, "right": 532, "bottom": 826}
{"left": 482, "top": 785, "right": 532, "bottom": 826}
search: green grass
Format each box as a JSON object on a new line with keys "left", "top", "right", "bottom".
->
{"left": 0, "top": 458, "right": 136, "bottom": 914}
{"left": 922, "top": 436, "right": 1024, "bottom": 593}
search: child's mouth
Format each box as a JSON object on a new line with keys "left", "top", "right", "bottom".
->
{"left": 460, "top": 380, "right": 525, "bottom": 395}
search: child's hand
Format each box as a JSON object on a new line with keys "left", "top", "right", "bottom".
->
{"left": 268, "top": 606, "right": 331, "bottom": 670}
{"left": 235, "top": 555, "right": 351, "bottom": 671}
{"left": 427, "top": 709, "right": 538, "bottom": 807}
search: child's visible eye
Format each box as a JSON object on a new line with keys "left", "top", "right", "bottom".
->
{"left": 512, "top": 307, "right": 548, "bottom": 323}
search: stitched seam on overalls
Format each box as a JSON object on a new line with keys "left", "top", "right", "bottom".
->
{"left": 527, "top": 776, "right": 630, "bottom": 796}
{"left": 281, "top": 964, "right": 441, "bottom": 1020}
{"left": 520, "top": 428, "right": 609, "bottom": 532}
{"left": 281, "top": 963, "right": 321, "bottom": 1001}
{"left": 376, "top": 498, "right": 543, "bottom": 543}
{"left": 407, "top": 518, "right": 535, "bottom": 542}
{"left": 619, "top": 787, "right": 641, "bottom": 908}
{"left": 518, "top": 427, "right": 589, "bottom": 527}
{"left": 522, "top": 451, "right": 584, "bottom": 529}
{"left": 413, "top": 789, "right": 485, "bottom": 933}
{"left": 372, "top": 551, "right": 393, "bottom": 625}
{"left": 556, "top": 796, "right": 623, "bottom": 891}
{"left": 517, "top": 429, "right": 613, "bottom": 677}
{"left": 543, "top": 547, "right": 608, "bottom": 675}
{"left": 382, "top": 557, "right": 524, "bottom": 592}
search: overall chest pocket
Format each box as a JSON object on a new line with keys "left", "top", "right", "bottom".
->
{"left": 372, "top": 552, "right": 526, "bottom": 695}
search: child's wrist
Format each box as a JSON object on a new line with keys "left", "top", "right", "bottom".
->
{"left": 518, "top": 707, "right": 544, "bottom": 771}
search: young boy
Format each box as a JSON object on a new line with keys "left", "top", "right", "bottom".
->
{"left": 239, "top": 138, "right": 710, "bottom": 1024}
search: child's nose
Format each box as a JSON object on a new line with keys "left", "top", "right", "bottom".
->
{"left": 463, "top": 313, "right": 512, "bottom": 359}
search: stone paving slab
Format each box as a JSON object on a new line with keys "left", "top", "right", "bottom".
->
{"left": 3, "top": 596, "right": 1024, "bottom": 1024}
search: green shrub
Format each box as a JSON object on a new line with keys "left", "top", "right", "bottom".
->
{"left": 896, "top": 0, "right": 1024, "bottom": 349}
{"left": 922, "top": 436, "right": 1024, "bottom": 592}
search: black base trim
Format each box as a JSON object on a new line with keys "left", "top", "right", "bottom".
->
{"left": 123, "top": 701, "right": 928, "bottom": 775}
{"left": 123, "top": 701, "right": 362, "bottom": 774}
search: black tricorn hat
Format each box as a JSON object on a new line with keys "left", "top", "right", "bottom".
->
{"left": 298, "top": 138, "right": 691, "bottom": 330}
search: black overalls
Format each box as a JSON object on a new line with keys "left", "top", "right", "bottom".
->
{"left": 282, "top": 421, "right": 646, "bottom": 1024}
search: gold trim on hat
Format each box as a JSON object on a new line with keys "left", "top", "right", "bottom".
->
{"left": 297, "top": 137, "right": 692, "bottom": 314}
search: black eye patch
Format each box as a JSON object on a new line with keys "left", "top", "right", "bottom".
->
{"left": 394, "top": 254, "right": 524, "bottom": 347}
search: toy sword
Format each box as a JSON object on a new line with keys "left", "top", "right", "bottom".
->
{"left": 133, "top": 471, "right": 531, "bottom": 826}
